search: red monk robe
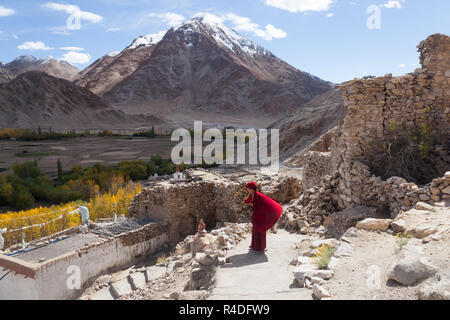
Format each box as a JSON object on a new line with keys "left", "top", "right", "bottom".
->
{"left": 244, "top": 182, "right": 283, "bottom": 252}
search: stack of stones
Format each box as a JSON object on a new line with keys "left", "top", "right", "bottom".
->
{"left": 182, "top": 223, "right": 252, "bottom": 292}
{"left": 280, "top": 172, "right": 340, "bottom": 234}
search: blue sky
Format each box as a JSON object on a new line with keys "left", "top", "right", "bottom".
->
{"left": 0, "top": 0, "right": 449, "bottom": 83}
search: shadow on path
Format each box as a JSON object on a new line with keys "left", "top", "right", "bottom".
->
{"left": 221, "top": 251, "right": 269, "bottom": 268}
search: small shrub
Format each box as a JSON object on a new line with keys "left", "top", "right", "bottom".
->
{"left": 395, "top": 232, "right": 413, "bottom": 249}
{"left": 157, "top": 255, "right": 167, "bottom": 265}
{"left": 313, "top": 244, "right": 336, "bottom": 269}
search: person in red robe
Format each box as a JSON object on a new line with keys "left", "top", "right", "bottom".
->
{"left": 244, "top": 181, "right": 283, "bottom": 253}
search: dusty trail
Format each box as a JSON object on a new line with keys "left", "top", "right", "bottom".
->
{"left": 208, "top": 229, "right": 313, "bottom": 300}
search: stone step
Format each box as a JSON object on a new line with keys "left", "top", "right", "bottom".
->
{"left": 145, "top": 266, "right": 167, "bottom": 282}
{"left": 110, "top": 277, "right": 134, "bottom": 298}
{"left": 129, "top": 272, "right": 147, "bottom": 290}
{"left": 89, "top": 286, "right": 116, "bottom": 300}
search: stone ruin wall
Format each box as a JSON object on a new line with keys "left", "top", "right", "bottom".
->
{"left": 129, "top": 169, "right": 301, "bottom": 246}
{"left": 283, "top": 34, "right": 450, "bottom": 234}
{"left": 330, "top": 33, "right": 450, "bottom": 216}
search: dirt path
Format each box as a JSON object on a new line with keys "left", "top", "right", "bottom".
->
{"left": 208, "top": 229, "right": 313, "bottom": 300}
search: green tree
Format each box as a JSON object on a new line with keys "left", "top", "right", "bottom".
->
{"left": 57, "top": 159, "right": 63, "bottom": 185}
{"left": 151, "top": 126, "right": 155, "bottom": 138}
{"left": 11, "top": 184, "right": 35, "bottom": 210}
{"left": 13, "top": 161, "right": 42, "bottom": 179}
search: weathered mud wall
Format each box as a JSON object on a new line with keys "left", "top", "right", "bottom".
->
{"left": 129, "top": 169, "right": 301, "bottom": 245}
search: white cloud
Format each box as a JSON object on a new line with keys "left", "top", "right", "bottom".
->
{"left": 381, "top": 0, "right": 406, "bottom": 9}
{"left": 60, "top": 51, "right": 91, "bottom": 64}
{"left": 326, "top": 13, "right": 334, "bottom": 18}
{"left": 13, "top": 34, "right": 18, "bottom": 39}
{"left": 43, "top": 2, "right": 103, "bottom": 30}
{"left": 265, "top": 0, "right": 335, "bottom": 12}
{"left": 148, "top": 12, "right": 186, "bottom": 27}
{"left": 60, "top": 46, "right": 84, "bottom": 51}
{"left": 194, "top": 12, "right": 287, "bottom": 40}
{"left": 258, "top": 24, "right": 287, "bottom": 40}
{"left": 382, "top": 1, "right": 402, "bottom": 9}
{"left": 398, "top": 64, "right": 406, "bottom": 68}
{"left": 0, "top": 5, "right": 15, "bottom": 17}
{"left": 107, "top": 27, "right": 120, "bottom": 32}
{"left": 18, "top": 41, "right": 53, "bottom": 51}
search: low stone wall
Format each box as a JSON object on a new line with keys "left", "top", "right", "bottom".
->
{"left": 0, "top": 223, "right": 168, "bottom": 300}
{"left": 334, "top": 161, "right": 450, "bottom": 217}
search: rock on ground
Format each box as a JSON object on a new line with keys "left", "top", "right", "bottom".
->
{"left": 312, "top": 284, "right": 331, "bottom": 299}
{"left": 356, "top": 218, "right": 392, "bottom": 231}
{"left": 387, "top": 244, "right": 437, "bottom": 286}
{"left": 418, "top": 271, "right": 450, "bottom": 300}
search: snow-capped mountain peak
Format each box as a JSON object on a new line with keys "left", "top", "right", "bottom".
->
{"left": 127, "top": 30, "right": 167, "bottom": 50}
{"left": 106, "top": 51, "right": 121, "bottom": 57}
{"left": 171, "top": 16, "right": 274, "bottom": 57}
{"left": 37, "top": 56, "right": 56, "bottom": 64}
{"left": 13, "top": 55, "right": 38, "bottom": 63}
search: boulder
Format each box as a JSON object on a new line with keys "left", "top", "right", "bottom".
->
{"left": 415, "top": 202, "right": 434, "bottom": 211}
{"left": 387, "top": 245, "right": 437, "bottom": 286}
{"left": 128, "top": 272, "right": 147, "bottom": 290}
{"left": 196, "top": 253, "right": 216, "bottom": 266}
{"left": 309, "top": 277, "right": 326, "bottom": 285}
{"left": 312, "top": 284, "right": 331, "bottom": 300}
{"left": 293, "top": 266, "right": 334, "bottom": 283}
{"left": 418, "top": 271, "right": 450, "bottom": 300}
{"left": 297, "top": 256, "right": 315, "bottom": 265}
{"left": 334, "top": 241, "right": 353, "bottom": 258}
{"left": 390, "top": 207, "right": 450, "bottom": 240}
{"left": 342, "top": 227, "right": 361, "bottom": 238}
{"left": 356, "top": 218, "right": 392, "bottom": 231}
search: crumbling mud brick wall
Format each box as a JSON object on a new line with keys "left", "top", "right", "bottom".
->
{"left": 129, "top": 169, "right": 301, "bottom": 245}
{"left": 328, "top": 34, "right": 450, "bottom": 215}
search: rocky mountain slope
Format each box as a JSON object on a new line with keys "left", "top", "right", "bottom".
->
{"left": 98, "top": 17, "right": 331, "bottom": 128}
{"left": 0, "top": 71, "right": 163, "bottom": 129}
{"left": 269, "top": 88, "right": 346, "bottom": 160}
{"left": 0, "top": 66, "right": 11, "bottom": 84}
{"left": 3, "top": 55, "right": 79, "bottom": 81}
{"left": 75, "top": 32, "right": 165, "bottom": 95}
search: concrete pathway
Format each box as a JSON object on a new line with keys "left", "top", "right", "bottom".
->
{"left": 208, "top": 229, "right": 313, "bottom": 300}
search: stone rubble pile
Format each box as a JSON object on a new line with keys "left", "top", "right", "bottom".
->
{"left": 280, "top": 172, "right": 340, "bottom": 234}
